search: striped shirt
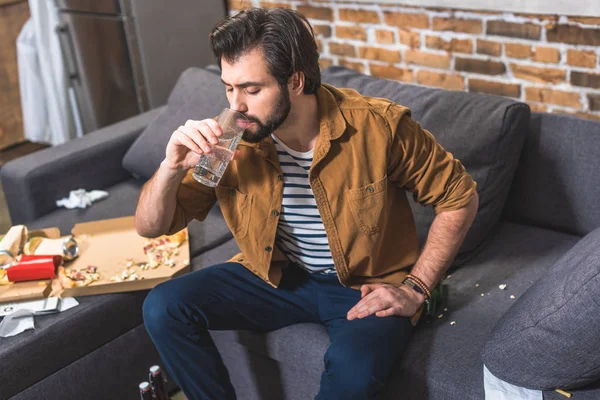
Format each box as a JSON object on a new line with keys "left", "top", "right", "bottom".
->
{"left": 272, "top": 135, "right": 336, "bottom": 274}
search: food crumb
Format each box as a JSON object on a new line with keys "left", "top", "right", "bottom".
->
{"left": 444, "top": 308, "right": 448, "bottom": 312}
{"left": 510, "top": 295, "right": 516, "bottom": 299}
{"left": 450, "top": 321, "right": 456, "bottom": 325}
{"left": 481, "top": 293, "right": 485, "bottom": 296}
{"left": 475, "top": 283, "right": 479, "bottom": 287}
{"left": 499, "top": 284, "right": 507, "bottom": 290}
{"left": 437, "top": 314, "right": 444, "bottom": 319}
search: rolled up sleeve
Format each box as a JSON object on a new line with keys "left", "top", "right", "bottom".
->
{"left": 168, "top": 169, "right": 218, "bottom": 234}
{"left": 387, "top": 107, "right": 477, "bottom": 214}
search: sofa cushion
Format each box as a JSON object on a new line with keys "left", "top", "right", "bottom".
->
{"left": 0, "top": 290, "right": 149, "bottom": 398}
{"left": 503, "top": 112, "right": 600, "bottom": 236}
{"left": 27, "top": 178, "right": 232, "bottom": 258}
{"left": 122, "top": 67, "right": 228, "bottom": 180}
{"left": 321, "top": 66, "right": 530, "bottom": 265}
{"left": 482, "top": 227, "right": 600, "bottom": 390}
{"left": 210, "top": 223, "right": 581, "bottom": 399}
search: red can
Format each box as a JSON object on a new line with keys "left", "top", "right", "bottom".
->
{"left": 6, "top": 255, "right": 63, "bottom": 282}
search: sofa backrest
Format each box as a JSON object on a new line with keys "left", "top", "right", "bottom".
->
{"left": 122, "top": 67, "right": 228, "bottom": 180}
{"left": 503, "top": 113, "right": 600, "bottom": 237}
{"left": 321, "top": 66, "right": 530, "bottom": 265}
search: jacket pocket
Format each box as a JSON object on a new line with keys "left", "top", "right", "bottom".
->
{"left": 346, "top": 176, "right": 387, "bottom": 235}
{"left": 216, "top": 186, "right": 253, "bottom": 239}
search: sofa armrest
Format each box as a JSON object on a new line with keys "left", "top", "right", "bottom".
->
{"left": 1, "top": 106, "right": 166, "bottom": 224}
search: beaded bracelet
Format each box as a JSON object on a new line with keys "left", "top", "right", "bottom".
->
{"left": 403, "top": 274, "right": 432, "bottom": 300}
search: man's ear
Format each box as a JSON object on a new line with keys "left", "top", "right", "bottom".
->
{"left": 288, "top": 72, "right": 305, "bottom": 95}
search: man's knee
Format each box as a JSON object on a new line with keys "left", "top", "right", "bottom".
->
{"left": 142, "top": 279, "right": 207, "bottom": 338}
{"left": 143, "top": 266, "right": 233, "bottom": 338}
{"left": 321, "top": 352, "right": 386, "bottom": 399}
{"left": 143, "top": 282, "right": 173, "bottom": 338}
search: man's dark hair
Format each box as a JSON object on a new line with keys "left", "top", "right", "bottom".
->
{"left": 210, "top": 7, "right": 321, "bottom": 94}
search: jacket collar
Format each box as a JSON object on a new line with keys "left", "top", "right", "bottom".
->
{"left": 316, "top": 83, "right": 347, "bottom": 141}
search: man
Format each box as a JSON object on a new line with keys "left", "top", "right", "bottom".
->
{"left": 137, "top": 7, "right": 478, "bottom": 400}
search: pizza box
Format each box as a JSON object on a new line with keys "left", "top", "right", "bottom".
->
{"left": 0, "top": 217, "right": 190, "bottom": 303}
{"left": 0, "top": 227, "right": 62, "bottom": 303}
{"left": 53, "top": 216, "right": 190, "bottom": 298}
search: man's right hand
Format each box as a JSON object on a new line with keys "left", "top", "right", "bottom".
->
{"left": 163, "top": 118, "right": 225, "bottom": 172}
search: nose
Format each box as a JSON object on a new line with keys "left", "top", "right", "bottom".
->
{"left": 230, "top": 91, "right": 248, "bottom": 114}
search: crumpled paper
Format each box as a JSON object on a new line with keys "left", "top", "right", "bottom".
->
{"left": 56, "top": 189, "right": 108, "bottom": 209}
{"left": 483, "top": 364, "right": 542, "bottom": 400}
{"left": 0, "top": 298, "right": 79, "bottom": 337}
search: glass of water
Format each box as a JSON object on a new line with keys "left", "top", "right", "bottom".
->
{"left": 192, "top": 108, "right": 248, "bottom": 187}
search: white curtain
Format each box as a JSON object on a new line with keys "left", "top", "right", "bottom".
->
{"left": 17, "top": 0, "right": 72, "bottom": 145}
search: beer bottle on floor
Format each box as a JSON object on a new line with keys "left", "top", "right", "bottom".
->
{"left": 149, "top": 365, "right": 169, "bottom": 400}
{"left": 139, "top": 382, "right": 153, "bottom": 400}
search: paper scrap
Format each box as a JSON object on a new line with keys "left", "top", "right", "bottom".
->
{"left": 0, "top": 298, "right": 79, "bottom": 338}
{"left": 57, "top": 189, "right": 108, "bottom": 209}
{"left": 484, "top": 365, "right": 542, "bottom": 400}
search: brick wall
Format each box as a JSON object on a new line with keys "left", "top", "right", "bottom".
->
{"left": 227, "top": 0, "right": 600, "bottom": 121}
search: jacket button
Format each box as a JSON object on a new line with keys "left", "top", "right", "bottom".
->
{"left": 366, "top": 186, "right": 374, "bottom": 193}
{"left": 237, "top": 258, "right": 244, "bottom": 262}
{"left": 271, "top": 210, "right": 279, "bottom": 216}
{"left": 277, "top": 175, "right": 283, "bottom": 181}
{"left": 265, "top": 246, "right": 272, "bottom": 252}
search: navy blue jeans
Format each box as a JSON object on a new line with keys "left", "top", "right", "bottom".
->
{"left": 143, "top": 262, "right": 414, "bottom": 400}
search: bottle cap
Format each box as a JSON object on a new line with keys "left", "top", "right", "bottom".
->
{"left": 139, "top": 382, "right": 151, "bottom": 392}
{"left": 150, "top": 365, "right": 161, "bottom": 375}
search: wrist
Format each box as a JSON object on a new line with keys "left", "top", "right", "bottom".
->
{"left": 402, "top": 275, "right": 432, "bottom": 303}
{"left": 160, "top": 159, "right": 188, "bottom": 178}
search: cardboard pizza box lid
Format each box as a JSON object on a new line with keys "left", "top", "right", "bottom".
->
{"left": 56, "top": 216, "right": 190, "bottom": 298}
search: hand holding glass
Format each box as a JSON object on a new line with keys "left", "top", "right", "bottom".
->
{"left": 192, "top": 108, "right": 248, "bottom": 187}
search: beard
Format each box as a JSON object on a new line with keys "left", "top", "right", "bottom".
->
{"left": 242, "top": 85, "right": 291, "bottom": 143}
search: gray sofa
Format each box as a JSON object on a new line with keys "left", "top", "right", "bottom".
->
{"left": 2, "top": 65, "right": 600, "bottom": 400}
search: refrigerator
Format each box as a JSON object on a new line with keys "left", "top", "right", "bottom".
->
{"left": 54, "top": 0, "right": 226, "bottom": 134}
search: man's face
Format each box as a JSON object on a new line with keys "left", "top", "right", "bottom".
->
{"left": 221, "top": 47, "right": 291, "bottom": 143}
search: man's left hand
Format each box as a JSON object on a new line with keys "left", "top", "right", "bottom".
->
{"left": 347, "top": 283, "right": 426, "bottom": 320}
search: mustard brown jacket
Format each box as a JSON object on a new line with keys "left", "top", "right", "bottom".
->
{"left": 169, "top": 83, "right": 477, "bottom": 291}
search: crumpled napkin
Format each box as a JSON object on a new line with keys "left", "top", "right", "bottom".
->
{"left": 56, "top": 189, "right": 109, "bottom": 209}
{"left": 0, "top": 297, "right": 79, "bottom": 337}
